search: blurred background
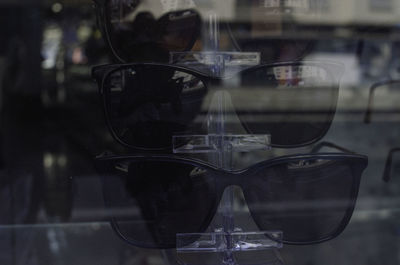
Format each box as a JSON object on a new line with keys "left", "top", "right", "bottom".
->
{"left": 1, "top": 0, "right": 400, "bottom": 264}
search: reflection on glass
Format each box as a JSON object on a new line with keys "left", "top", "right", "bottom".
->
{"left": 103, "top": 0, "right": 201, "bottom": 62}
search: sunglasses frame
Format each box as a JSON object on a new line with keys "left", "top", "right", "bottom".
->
{"left": 363, "top": 80, "right": 400, "bottom": 183}
{"left": 95, "top": 152, "right": 368, "bottom": 248}
{"left": 92, "top": 0, "right": 201, "bottom": 63}
{"left": 92, "top": 61, "right": 342, "bottom": 151}
{"left": 364, "top": 79, "right": 400, "bottom": 124}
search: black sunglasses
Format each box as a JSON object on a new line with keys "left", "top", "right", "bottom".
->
{"left": 92, "top": 0, "right": 201, "bottom": 62}
{"left": 95, "top": 152, "right": 368, "bottom": 248}
{"left": 92, "top": 61, "right": 341, "bottom": 151}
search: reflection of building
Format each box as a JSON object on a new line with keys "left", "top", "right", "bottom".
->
{"left": 233, "top": 0, "right": 400, "bottom": 26}
{"left": 297, "top": 0, "right": 400, "bottom": 26}
{"left": 120, "top": 0, "right": 400, "bottom": 26}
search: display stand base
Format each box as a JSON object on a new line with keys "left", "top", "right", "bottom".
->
{"left": 173, "top": 134, "right": 271, "bottom": 154}
{"left": 177, "top": 231, "right": 282, "bottom": 253}
{"left": 176, "top": 231, "right": 283, "bottom": 265}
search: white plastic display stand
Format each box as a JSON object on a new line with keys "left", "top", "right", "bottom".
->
{"left": 169, "top": 11, "right": 285, "bottom": 265}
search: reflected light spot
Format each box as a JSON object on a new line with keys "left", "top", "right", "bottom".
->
{"left": 44, "top": 153, "right": 54, "bottom": 168}
{"left": 52, "top": 3, "right": 63, "bottom": 13}
{"left": 58, "top": 155, "right": 67, "bottom": 167}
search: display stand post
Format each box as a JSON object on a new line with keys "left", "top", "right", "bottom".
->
{"left": 169, "top": 11, "right": 285, "bottom": 265}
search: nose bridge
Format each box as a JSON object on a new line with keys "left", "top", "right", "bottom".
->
{"left": 217, "top": 170, "right": 246, "bottom": 191}
{"left": 208, "top": 77, "right": 223, "bottom": 88}
{"left": 207, "top": 74, "right": 240, "bottom": 89}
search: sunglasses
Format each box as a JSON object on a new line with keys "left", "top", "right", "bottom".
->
{"left": 93, "top": 0, "right": 201, "bottom": 62}
{"left": 95, "top": 152, "right": 368, "bottom": 248}
{"left": 92, "top": 61, "right": 342, "bottom": 151}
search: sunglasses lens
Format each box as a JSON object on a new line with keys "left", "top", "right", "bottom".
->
{"left": 105, "top": 0, "right": 200, "bottom": 62}
{"left": 157, "top": 9, "right": 201, "bottom": 53}
{"left": 100, "top": 159, "right": 216, "bottom": 248}
{"left": 245, "top": 158, "right": 364, "bottom": 243}
{"left": 236, "top": 64, "right": 339, "bottom": 147}
{"left": 103, "top": 65, "right": 206, "bottom": 149}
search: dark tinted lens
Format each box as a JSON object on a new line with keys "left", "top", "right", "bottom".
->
{"left": 105, "top": 0, "right": 200, "bottom": 62}
{"left": 100, "top": 159, "right": 217, "bottom": 248}
{"left": 245, "top": 157, "right": 365, "bottom": 243}
{"left": 236, "top": 64, "right": 339, "bottom": 147}
{"left": 157, "top": 9, "right": 201, "bottom": 53}
{"left": 103, "top": 65, "right": 206, "bottom": 149}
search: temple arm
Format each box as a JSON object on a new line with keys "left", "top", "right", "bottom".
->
{"left": 364, "top": 80, "right": 400, "bottom": 124}
{"left": 311, "top": 141, "right": 354, "bottom": 154}
{"left": 383, "top": 147, "right": 400, "bottom": 182}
